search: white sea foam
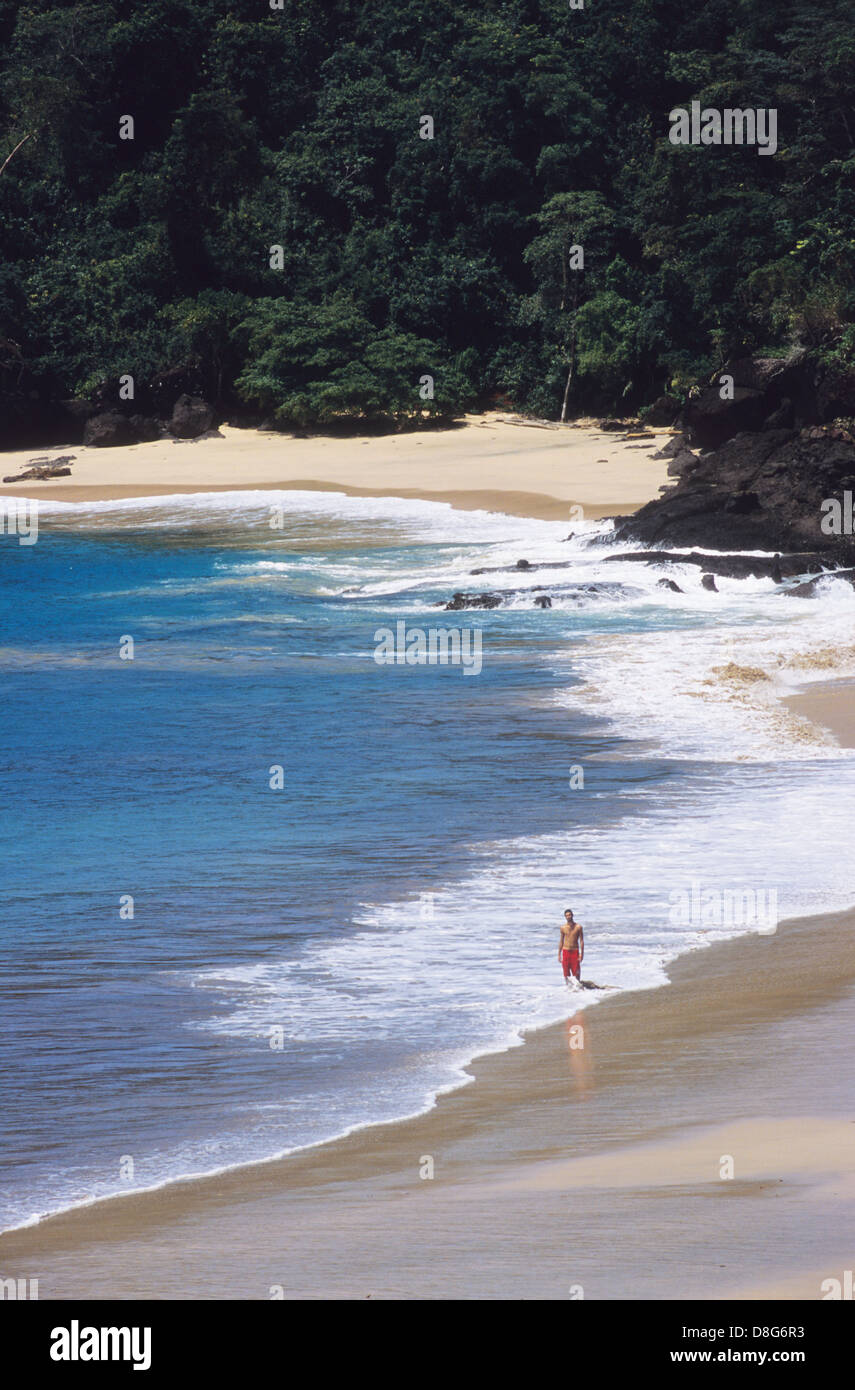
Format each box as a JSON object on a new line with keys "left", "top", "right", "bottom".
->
{"left": 23, "top": 486, "right": 573, "bottom": 542}
{"left": 182, "top": 760, "right": 855, "bottom": 1062}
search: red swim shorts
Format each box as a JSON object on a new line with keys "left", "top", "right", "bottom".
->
{"left": 562, "top": 949, "right": 580, "bottom": 980}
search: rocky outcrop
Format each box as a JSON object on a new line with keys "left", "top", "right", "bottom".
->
{"left": 470, "top": 548, "right": 831, "bottom": 586}
{"left": 681, "top": 351, "right": 855, "bottom": 450}
{"left": 784, "top": 569, "right": 855, "bottom": 597}
{"left": 82, "top": 412, "right": 140, "bottom": 447}
{"left": 685, "top": 384, "right": 766, "bottom": 449}
{"left": 665, "top": 446, "right": 697, "bottom": 478}
{"left": 613, "top": 428, "right": 855, "bottom": 563}
{"left": 78, "top": 394, "right": 215, "bottom": 447}
{"left": 129, "top": 414, "right": 164, "bottom": 443}
{"left": 169, "top": 394, "right": 213, "bottom": 439}
{"left": 651, "top": 434, "right": 689, "bottom": 460}
{"left": 602, "top": 551, "right": 826, "bottom": 580}
{"left": 684, "top": 352, "right": 814, "bottom": 449}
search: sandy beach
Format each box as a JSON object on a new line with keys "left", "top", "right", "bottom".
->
{"left": 1, "top": 414, "right": 672, "bottom": 520}
{"left": 1, "top": 906, "right": 853, "bottom": 1300}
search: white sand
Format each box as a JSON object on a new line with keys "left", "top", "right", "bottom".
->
{"left": 0, "top": 414, "right": 673, "bottom": 520}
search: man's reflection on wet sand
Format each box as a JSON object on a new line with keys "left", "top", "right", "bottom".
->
{"left": 565, "top": 1010, "right": 592, "bottom": 1097}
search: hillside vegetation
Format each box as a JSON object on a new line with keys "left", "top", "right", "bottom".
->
{"left": 1, "top": 0, "right": 853, "bottom": 441}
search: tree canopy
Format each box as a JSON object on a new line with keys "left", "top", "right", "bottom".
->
{"left": 1, "top": 0, "right": 854, "bottom": 441}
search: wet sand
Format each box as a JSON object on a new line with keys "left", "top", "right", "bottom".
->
{"left": 0, "top": 415, "right": 672, "bottom": 521}
{"left": 784, "top": 680, "right": 855, "bottom": 749}
{"left": 3, "top": 907, "right": 853, "bottom": 1300}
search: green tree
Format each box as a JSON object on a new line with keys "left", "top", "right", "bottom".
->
{"left": 523, "top": 192, "right": 615, "bottom": 419}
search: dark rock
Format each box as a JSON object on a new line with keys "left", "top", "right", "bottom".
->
{"left": 666, "top": 446, "right": 697, "bottom": 478}
{"left": 445, "top": 591, "right": 503, "bottom": 610}
{"left": 3, "top": 464, "right": 72, "bottom": 482}
{"left": 129, "top": 414, "right": 164, "bottom": 443}
{"left": 784, "top": 569, "right": 855, "bottom": 597}
{"left": 83, "top": 412, "right": 139, "bottom": 448}
{"left": 685, "top": 351, "right": 813, "bottom": 449}
{"left": 604, "top": 550, "right": 828, "bottom": 580}
{"left": 762, "top": 398, "right": 794, "bottom": 431}
{"left": 733, "top": 353, "right": 809, "bottom": 393}
{"left": 722, "top": 489, "right": 761, "bottom": 515}
{"left": 169, "top": 395, "right": 213, "bottom": 439}
{"left": 469, "top": 559, "right": 574, "bottom": 577}
{"left": 701, "top": 573, "right": 718, "bottom": 591}
{"left": 443, "top": 582, "right": 644, "bottom": 610}
{"left": 657, "top": 577, "right": 683, "bottom": 593}
{"left": 685, "top": 385, "right": 766, "bottom": 450}
{"left": 652, "top": 434, "right": 689, "bottom": 459}
{"left": 598, "top": 419, "right": 629, "bottom": 431}
{"left": 475, "top": 548, "right": 828, "bottom": 584}
{"left": 612, "top": 429, "right": 855, "bottom": 563}
{"left": 644, "top": 395, "right": 681, "bottom": 428}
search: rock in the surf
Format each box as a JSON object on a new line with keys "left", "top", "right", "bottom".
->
{"left": 783, "top": 569, "right": 855, "bottom": 597}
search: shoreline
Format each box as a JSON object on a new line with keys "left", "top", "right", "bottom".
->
{"left": 0, "top": 415, "right": 672, "bottom": 520}
{"left": 784, "top": 679, "right": 855, "bottom": 749}
{"left": 3, "top": 904, "right": 854, "bottom": 1299}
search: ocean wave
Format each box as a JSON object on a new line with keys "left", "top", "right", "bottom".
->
{"left": 21, "top": 486, "right": 574, "bottom": 542}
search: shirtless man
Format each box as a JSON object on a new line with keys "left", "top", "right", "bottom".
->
{"left": 558, "top": 908, "right": 584, "bottom": 984}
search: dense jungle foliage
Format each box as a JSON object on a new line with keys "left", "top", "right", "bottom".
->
{"left": 1, "top": 0, "right": 854, "bottom": 439}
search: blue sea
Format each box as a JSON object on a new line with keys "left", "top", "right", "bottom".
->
{"left": 2, "top": 486, "right": 854, "bottom": 1229}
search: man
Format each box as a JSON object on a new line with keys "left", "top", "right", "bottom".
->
{"left": 558, "top": 908, "right": 584, "bottom": 984}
